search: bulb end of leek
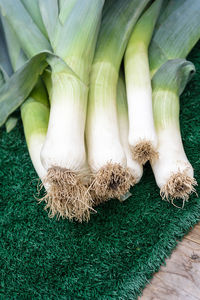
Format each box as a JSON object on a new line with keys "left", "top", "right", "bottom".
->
{"left": 92, "top": 163, "right": 135, "bottom": 201}
{"left": 40, "top": 167, "right": 93, "bottom": 222}
{"left": 160, "top": 171, "right": 198, "bottom": 205}
{"left": 131, "top": 140, "right": 158, "bottom": 165}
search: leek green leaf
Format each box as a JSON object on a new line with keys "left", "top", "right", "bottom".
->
{"left": 0, "top": 0, "right": 51, "bottom": 58}
{"left": 58, "top": 0, "right": 77, "bottom": 25}
{"left": 1, "top": 16, "right": 27, "bottom": 71}
{"left": 39, "top": 0, "right": 59, "bottom": 47}
{"left": 152, "top": 59, "right": 195, "bottom": 96}
{"left": 20, "top": 0, "right": 48, "bottom": 38}
{"left": 0, "top": 17, "right": 12, "bottom": 78}
{"left": 150, "top": 0, "right": 200, "bottom": 75}
{"left": 156, "top": 0, "right": 184, "bottom": 29}
{"left": 54, "top": 0, "right": 104, "bottom": 83}
{"left": 0, "top": 52, "right": 48, "bottom": 126}
{"left": 152, "top": 59, "right": 195, "bottom": 130}
{"left": 94, "top": 0, "right": 150, "bottom": 71}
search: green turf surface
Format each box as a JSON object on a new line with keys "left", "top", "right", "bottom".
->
{"left": 0, "top": 43, "right": 200, "bottom": 299}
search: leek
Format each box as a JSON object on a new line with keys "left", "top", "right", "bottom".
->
{"left": 149, "top": 0, "right": 200, "bottom": 204}
{"left": 0, "top": 0, "right": 104, "bottom": 221}
{"left": 0, "top": 6, "right": 48, "bottom": 128}
{"left": 5, "top": 117, "right": 18, "bottom": 133}
{"left": 117, "top": 72, "right": 143, "bottom": 185}
{"left": 86, "top": 0, "right": 150, "bottom": 200}
{"left": 2, "top": 16, "right": 49, "bottom": 192}
{"left": 124, "top": 0, "right": 162, "bottom": 165}
{"left": 21, "top": 83, "right": 49, "bottom": 186}
{"left": 40, "top": 0, "right": 104, "bottom": 221}
{"left": 149, "top": 0, "right": 200, "bottom": 76}
{"left": 151, "top": 59, "right": 197, "bottom": 205}
{"left": 92, "top": 72, "right": 144, "bottom": 206}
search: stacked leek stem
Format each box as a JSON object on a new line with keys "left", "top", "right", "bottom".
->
{"left": 0, "top": 0, "right": 199, "bottom": 221}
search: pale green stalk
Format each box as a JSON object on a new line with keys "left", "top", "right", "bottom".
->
{"left": 151, "top": 59, "right": 197, "bottom": 203}
{"left": 124, "top": 0, "right": 162, "bottom": 165}
{"left": 40, "top": 0, "right": 78, "bottom": 49}
{"left": 87, "top": 0, "right": 150, "bottom": 200}
{"left": 58, "top": 0, "right": 78, "bottom": 25}
{"left": 21, "top": 86, "right": 49, "bottom": 181}
{"left": 2, "top": 16, "right": 49, "bottom": 182}
{"left": 117, "top": 72, "right": 143, "bottom": 186}
{"left": 5, "top": 117, "right": 18, "bottom": 133}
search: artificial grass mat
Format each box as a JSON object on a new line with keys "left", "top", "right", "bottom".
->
{"left": 1, "top": 43, "right": 200, "bottom": 299}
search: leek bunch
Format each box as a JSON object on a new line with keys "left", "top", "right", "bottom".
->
{"left": 0, "top": 0, "right": 105, "bottom": 221}
{"left": 86, "top": 0, "right": 150, "bottom": 201}
{"left": 0, "top": 0, "right": 199, "bottom": 222}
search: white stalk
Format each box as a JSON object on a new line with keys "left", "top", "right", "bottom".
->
{"left": 87, "top": 106, "right": 126, "bottom": 172}
{"left": 40, "top": 69, "right": 93, "bottom": 221}
{"left": 119, "top": 116, "right": 143, "bottom": 183}
{"left": 28, "top": 133, "right": 51, "bottom": 192}
{"left": 87, "top": 63, "right": 134, "bottom": 200}
{"left": 151, "top": 86, "right": 197, "bottom": 203}
{"left": 86, "top": 0, "right": 151, "bottom": 200}
{"left": 41, "top": 71, "right": 88, "bottom": 173}
{"left": 29, "top": 133, "right": 47, "bottom": 181}
{"left": 124, "top": 0, "right": 163, "bottom": 164}
{"left": 87, "top": 64, "right": 126, "bottom": 172}
{"left": 21, "top": 97, "right": 50, "bottom": 191}
{"left": 126, "top": 51, "right": 157, "bottom": 151}
{"left": 117, "top": 74, "right": 143, "bottom": 183}
{"left": 152, "top": 125, "right": 193, "bottom": 189}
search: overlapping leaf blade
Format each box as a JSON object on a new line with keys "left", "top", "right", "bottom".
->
{"left": 149, "top": 0, "right": 200, "bottom": 75}
{"left": 39, "top": 0, "right": 59, "bottom": 47}
{"left": 20, "top": 0, "right": 48, "bottom": 38}
{"left": 0, "top": 52, "right": 48, "bottom": 126}
{"left": 0, "top": 0, "right": 51, "bottom": 58}
{"left": 0, "top": 17, "right": 12, "bottom": 80}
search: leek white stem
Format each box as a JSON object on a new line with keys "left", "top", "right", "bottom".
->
{"left": 41, "top": 67, "right": 88, "bottom": 172}
{"left": 40, "top": 62, "right": 93, "bottom": 221}
{"left": 21, "top": 97, "right": 49, "bottom": 188}
{"left": 40, "top": 0, "right": 104, "bottom": 174}
{"left": 151, "top": 59, "right": 197, "bottom": 204}
{"left": 28, "top": 133, "right": 47, "bottom": 181}
{"left": 86, "top": 0, "right": 150, "bottom": 200}
{"left": 125, "top": 0, "right": 163, "bottom": 164}
{"left": 39, "top": 1, "right": 104, "bottom": 221}
{"left": 87, "top": 64, "right": 125, "bottom": 172}
{"left": 117, "top": 73, "right": 143, "bottom": 184}
{"left": 87, "top": 63, "right": 134, "bottom": 200}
